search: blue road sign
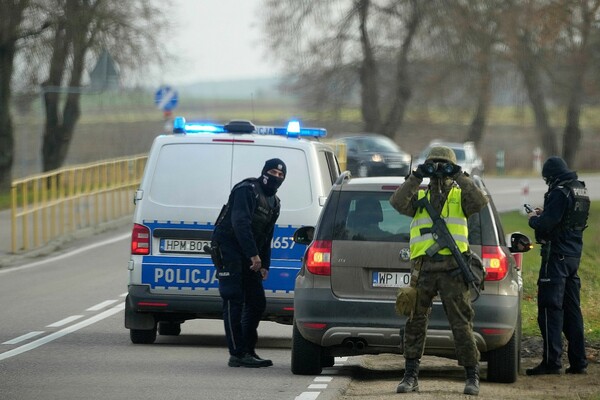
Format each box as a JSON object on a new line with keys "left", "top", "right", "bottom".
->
{"left": 155, "top": 85, "right": 178, "bottom": 111}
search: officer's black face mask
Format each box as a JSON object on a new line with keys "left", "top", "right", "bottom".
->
{"left": 260, "top": 173, "right": 284, "bottom": 196}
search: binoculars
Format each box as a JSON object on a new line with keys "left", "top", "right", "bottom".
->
{"left": 421, "top": 162, "right": 455, "bottom": 178}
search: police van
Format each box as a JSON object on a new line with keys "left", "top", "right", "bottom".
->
{"left": 125, "top": 118, "right": 341, "bottom": 344}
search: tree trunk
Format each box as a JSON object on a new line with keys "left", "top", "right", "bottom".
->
{"left": 466, "top": 52, "right": 491, "bottom": 146}
{"left": 0, "top": 43, "right": 16, "bottom": 191}
{"left": 0, "top": 0, "right": 29, "bottom": 191}
{"left": 381, "top": 0, "right": 421, "bottom": 138}
{"left": 357, "top": 0, "right": 382, "bottom": 133}
{"left": 516, "top": 34, "right": 558, "bottom": 157}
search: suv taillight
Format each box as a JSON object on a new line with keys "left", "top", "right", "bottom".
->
{"left": 131, "top": 223, "right": 150, "bottom": 255}
{"left": 482, "top": 245, "right": 508, "bottom": 281}
{"left": 306, "top": 240, "right": 332, "bottom": 276}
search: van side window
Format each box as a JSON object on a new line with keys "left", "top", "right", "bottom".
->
{"left": 318, "top": 150, "right": 339, "bottom": 186}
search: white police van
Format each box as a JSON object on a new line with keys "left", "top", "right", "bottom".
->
{"left": 125, "top": 118, "right": 340, "bottom": 343}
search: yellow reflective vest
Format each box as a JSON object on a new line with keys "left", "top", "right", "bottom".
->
{"left": 409, "top": 188, "right": 469, "bottom": 259}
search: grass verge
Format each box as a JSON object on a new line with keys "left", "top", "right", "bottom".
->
{"left": 500, "top": 201, "right": 600, "bottom": 343}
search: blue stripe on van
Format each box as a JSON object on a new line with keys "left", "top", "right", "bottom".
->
{"left": 140, "top": 221, "right": 305, "bottom": 293}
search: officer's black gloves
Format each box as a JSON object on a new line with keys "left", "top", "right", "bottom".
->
{"left": 412, "top": 164, "right": 428, "bottom": 179}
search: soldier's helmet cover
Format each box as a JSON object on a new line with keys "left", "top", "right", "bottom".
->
{"left": 426, "top": 146, "right": 457, "bottom": 165}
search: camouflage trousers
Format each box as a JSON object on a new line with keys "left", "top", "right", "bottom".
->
{"left": 403, "top": 265, "right": 480, "bottom": 367}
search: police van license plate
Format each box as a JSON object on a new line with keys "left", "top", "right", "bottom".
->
{"left": 372, "top": 271, "right": 410, "bottom": 288}
{"left": 160, "top": 239, "right": 210, "bottom": 254}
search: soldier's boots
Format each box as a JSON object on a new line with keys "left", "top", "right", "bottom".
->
{"left": 463, "top": 365, "right": 480, "bottom": 396}
{"left": 396, "top": 358, "right": 420, "bottom": 393}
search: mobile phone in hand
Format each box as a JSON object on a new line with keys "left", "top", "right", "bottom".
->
{"left": 524, "top": 204, "right": 534, "bottom": 214}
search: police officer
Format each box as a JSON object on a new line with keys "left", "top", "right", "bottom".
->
{"left": 390, "top": 146, "right": 488, "bottom": 396}
{"left": 525, "top": 156, "right": 590, "bottom": 375}
{"left": 211, "top": 158, "right": 286, "bottom": 368}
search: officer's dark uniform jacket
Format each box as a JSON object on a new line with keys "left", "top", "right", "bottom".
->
{"left": 528, "top": 171, "right": 589, "bottom": 257}
{"left": 212, "top": 178, "right": 280, "bottom": 268}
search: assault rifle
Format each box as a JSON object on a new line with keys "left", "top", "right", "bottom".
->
{"left": 415, "top": 197, "right": 481, "bottom": 299}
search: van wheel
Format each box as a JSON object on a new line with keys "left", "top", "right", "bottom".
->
{"left": 291, "top": 322, "right": 322, "bottom": 375}
{"left": 358, "top": 163, "right": 369, "bottom": 177}
{"left": 487, "top": 312, "right": 521, "bottom": 383}
{"left": 158, "top": 322, "right": 181, "bottom": 336}
{"left": 130, "top": 326, "right": 157, "bottom": 344}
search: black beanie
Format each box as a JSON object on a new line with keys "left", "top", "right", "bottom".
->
{"left": 542, "top": 156, "right": 570, "bottom": 180}
{"left": 262, "top": 158, "right": 287, "bottom": 177}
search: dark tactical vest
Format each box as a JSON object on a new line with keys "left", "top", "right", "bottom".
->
{"left": 216, "top": 178, "right": 280, "bottom": 246}
{"left": 556, "top": 180, "right": 590, "bottom": 231}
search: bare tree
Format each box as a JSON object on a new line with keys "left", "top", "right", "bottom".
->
{"left": 41, "top": 0, "right": 169, "bottom": 172}
{"left": 499, "top": 0, "right": 600, "bottom": 166}
{"left": 557, "top": 0, "right": 600, "bottom": 166}
{"left": 427, "top": 0, "right": 503, "bottom": 148}
{"left": 262, "top": 0, "right": 425, "bottom": 138}
{"left": 0, "top": 0, "right": 49, "bottom": 190}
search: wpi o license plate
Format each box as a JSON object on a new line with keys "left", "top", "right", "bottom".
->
{"left": 160, "top": 239, "right": 210, "bottom": 254}
{"left": 372, "top": 271, "right": 410, "bottom": 288}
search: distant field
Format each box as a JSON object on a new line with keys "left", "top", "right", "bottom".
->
{"left": 11, "top": 92, "right": 600, "bottom": 180}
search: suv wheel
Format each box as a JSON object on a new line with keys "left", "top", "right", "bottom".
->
{"left": 158, "top": 322, "right": 181, "bottom": 336}
{"left": 486, "top": 312, "right": 521, "bottom": 383}
{"left": 130, "top": 326, "right": 157, "bottom": 344}
{"left": 291, "top": 322, "right": 323, "bottom": 375}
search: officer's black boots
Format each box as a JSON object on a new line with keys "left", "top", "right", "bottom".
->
{"left": 228, "top": 353, "right": 271, "bottom": 368}
{"left": 396, "top": 358, "right": 420, "bottom": 393}
{"left": 463, "top": 365, "right": 480, "bottom": 396}
{"left": 249, "top": 351, "right": 273, "bottom": 367}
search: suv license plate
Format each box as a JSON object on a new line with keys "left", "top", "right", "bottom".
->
{"left": 160, "top": 239, "right": 210, "bottom": 254}
{"left": 372, "top": 271, "right": 410, "bottom": 288}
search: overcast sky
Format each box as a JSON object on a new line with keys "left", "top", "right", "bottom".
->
{"left": 156, "top": 0, "right": 281, "bottom": 85}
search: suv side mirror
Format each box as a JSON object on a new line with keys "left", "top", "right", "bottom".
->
{"left": 293, "top": 226, "right": 315, "bottom": 245}
{"left": 508, "top": 232, "right": 532, "bottom": 253}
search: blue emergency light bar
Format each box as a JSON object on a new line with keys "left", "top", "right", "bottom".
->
{"left": 172, "top": 116, "right": 327, "bottom": 138}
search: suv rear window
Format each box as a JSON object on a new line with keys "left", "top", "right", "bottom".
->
{"left": 327, "top": 191, "right": 412, "bottom": 242}
{"left": 319, "top": 189, "right": 498, "bottom": 246}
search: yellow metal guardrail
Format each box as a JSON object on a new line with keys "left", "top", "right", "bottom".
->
{"left": 11, "top": 155, "right": 147, "bottom": 253}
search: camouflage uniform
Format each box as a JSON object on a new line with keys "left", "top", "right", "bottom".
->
{"left": 390, "top": 167, "right": 488, "bottom": 367}
{"left": 390, "top": 169, "right": 487, "bottom": 367}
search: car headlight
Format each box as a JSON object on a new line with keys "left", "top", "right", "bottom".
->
{"left": 371, "top": 153, "right": 384, "bottom": 162}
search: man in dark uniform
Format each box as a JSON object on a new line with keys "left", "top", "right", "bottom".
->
{"left": 526, "top": 156, "right": 590, "bottom": 376}
{"left": 390, "top": 146, "right": 488, "bottom": 396}
{"left": 211, "top": 158, "right": 286, "bottom": 368}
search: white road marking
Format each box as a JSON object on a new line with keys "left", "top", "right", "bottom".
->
{"left": 2, "top": 331, "right": 45, "bottom": 345}
{"left": 86, "top": 300, "right": 118, "bottom": 311}
{"left": 46, "top": 315, "right": 84, "bottom": 327}
{"left": 0, "top": 233, "right": 130, "bottom": 275}
{"left": 295, "top": 392, "right": 320, "bottom": 400}
{"left": 295, "top": 357, "right": 348, "bottom": 400}
{"left": 308, "top": 384, "right": 327, "bottom": 389}
{"left": 0, "top": 303, "right": 124, "bottom": 361}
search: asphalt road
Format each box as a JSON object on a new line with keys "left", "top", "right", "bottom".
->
{"left": 1, "top": 175, "right": 599, "bottom": 400}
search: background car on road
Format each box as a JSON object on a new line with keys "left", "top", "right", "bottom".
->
{"left": 416, "top": 140, "right": 484, "bottom": 176}
{"left": 335, "top": 134, "right": 411, "bottom": 177}
{"left": 291, "top": 173, "right": 531, "bottom": 383}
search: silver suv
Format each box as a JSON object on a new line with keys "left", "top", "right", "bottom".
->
{"left": 291, "top": 173, "right": 531, "bottom": 383}
{"left": 416, "top": 141, "right": 484, "bottom": 176}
